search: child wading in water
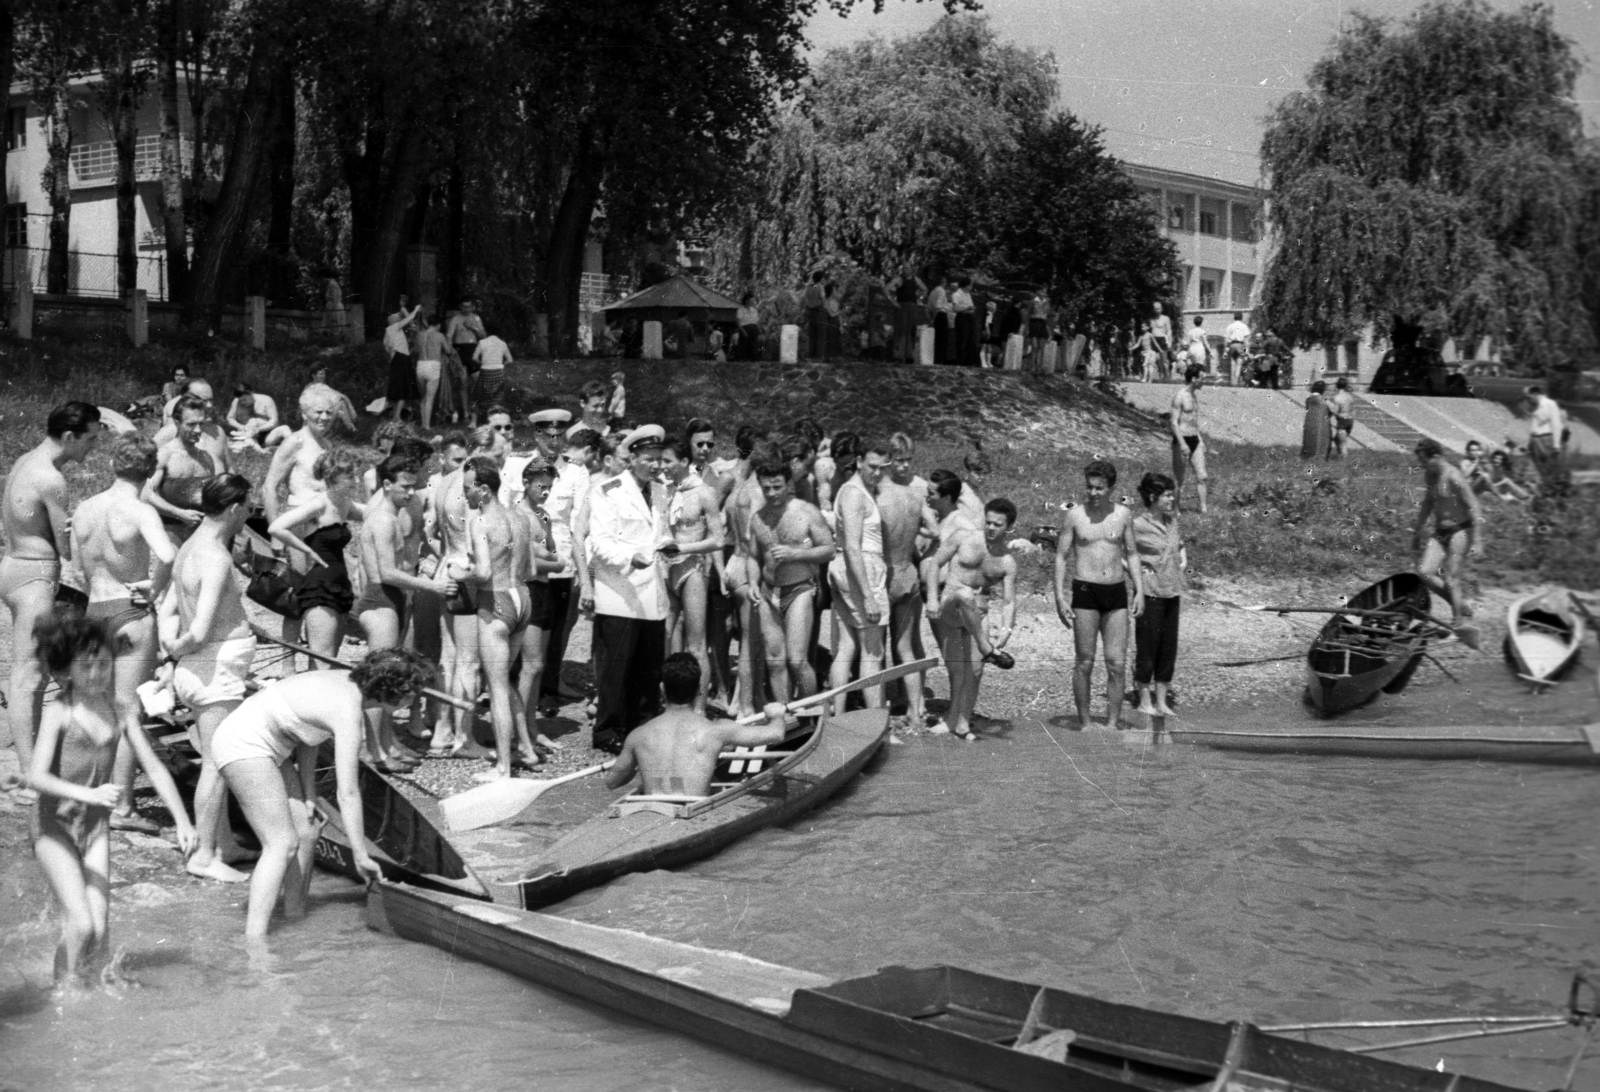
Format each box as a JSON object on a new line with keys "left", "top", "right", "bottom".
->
{"left": 22, "top": 616, "right": 196, "bottom": 983}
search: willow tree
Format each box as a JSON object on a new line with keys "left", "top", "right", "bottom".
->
{"left": 1258, "top": 0, "right": 1595, "bottom": 374}
{"left": 706, "top": 15, "right": 1055, "bottom": 291}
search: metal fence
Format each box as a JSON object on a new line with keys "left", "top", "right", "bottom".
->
{"left": 2, "top": 245, "right": 168, "bottom": 301}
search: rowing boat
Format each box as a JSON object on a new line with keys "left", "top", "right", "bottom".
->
{"left": 1305, "top": 573, "right": 1433, "bottom": 717}
{"left": 1504, "top": 590, "right": 1585, "bottom": 689}
{"left": 1168, "top": 721, "right": 1600, "bottom": 765}
{"left": 368, "top": 881, "right": 1522, "bottom": 1092}
{"left": 316, "top": 707, "right": 891, "bottom": 907}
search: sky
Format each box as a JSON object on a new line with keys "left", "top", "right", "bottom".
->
{"left": 805, "top": 0, "right": 1600, "bottom": 187}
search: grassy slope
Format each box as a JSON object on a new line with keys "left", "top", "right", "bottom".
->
{"left": 1, "top": 334, "right": 1592, "bottom": 595}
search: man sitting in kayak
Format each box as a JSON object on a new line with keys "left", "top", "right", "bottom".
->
{"left": 604, "top": 654, "right": 790, "bottom": 798}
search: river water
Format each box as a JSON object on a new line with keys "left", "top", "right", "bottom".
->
{"left": 3, "top": 659, "right": 1597, "bottom": 1091}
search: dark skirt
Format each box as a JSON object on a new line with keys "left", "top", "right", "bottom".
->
{"left": 386, "top": 351, "right": 418, "bottom": 402}
{"left": 953, "top": 312, "right": 981, "bottom": 367}
{"left": 932, "top": 312, "right": 951, "bottom": 364}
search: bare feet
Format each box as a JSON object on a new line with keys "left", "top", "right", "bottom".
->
{"left": 1135, "top": 696, "right": 1157, "bottom": 716}
{"left": 534, "top": 733, "right": 562, "bottom": 750}
{"left": 1153, "top": 702, "right": 1176, "bottom": 717}
{"left": 187, "top": 857, "right": 250, "bottom": 883}
{"left": 926, "top": 721, "right": 952, "bottom": 735}
{"left": 471, "top": 767, "right": 511, "bottom": 784}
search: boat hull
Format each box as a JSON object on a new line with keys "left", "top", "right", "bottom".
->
{"left": 369, "top": 883, "right": 1520, "bottom": 1092}
{"left": 1505, "top": 590, "right": 1584, "bottom": 685}
{"left": 1305, "top": 573, "right": 1431, "bottom": 717}
{"left": 1169, "top": 722, "right": 1600, "bottom": 765}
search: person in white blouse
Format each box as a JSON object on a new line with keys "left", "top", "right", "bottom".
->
{"left": 586, "top": 425, "right": 671, "bottom": 753}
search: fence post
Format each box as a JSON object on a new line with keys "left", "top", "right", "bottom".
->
{"left": 11, "top": 278, "right": 33, "bottom": 341}
{"left": 246, "top": 295, "right": 266, "bottom": 350}
{"left": 779, "top": 325, "right": 799, "bottom": 364}
{"left": 345, "top": 303, "right": 365, "bottom": 345}
{"left": 126, "top": 289, "right": 149, "bottom": 347}
{"left": 641, "top": 321, "right": 663, "bottom": 360}
{"left": 917, "top": 325, "right": 934, "bottom": 366}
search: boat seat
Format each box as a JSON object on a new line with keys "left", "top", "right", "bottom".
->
{"left": 610, "top": 793, "right": 710, "bottom": 819}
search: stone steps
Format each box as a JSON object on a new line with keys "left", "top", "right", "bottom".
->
{"left": 1350, "top": 398, "right": 1425, "bottom": 449}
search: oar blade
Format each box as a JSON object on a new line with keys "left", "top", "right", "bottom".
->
{"left": 440, "top": 779, "right": 549, "bottom": 833}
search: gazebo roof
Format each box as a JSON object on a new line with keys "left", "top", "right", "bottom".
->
{"left": 601, "top": 274, "right": 740, "bottom": 315}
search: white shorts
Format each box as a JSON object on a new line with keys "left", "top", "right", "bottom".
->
{"left": 174, "top": 635, "right": 257, "bottom": 710}
{"left": 415, "top": 359, "right": 442, "bottom": 383}
{"left": 212, "top": 686, "right": 307, "bottom": 771}
{"left": 828, "top": 554, "right": 889, "bottom": 630}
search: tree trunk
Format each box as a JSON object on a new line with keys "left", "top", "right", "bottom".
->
{"left": 157, "top": 24, "right": 186, "bottom": 306}
{"left": 110, "top": 61, "right": 139, "bottom": 298}
{"left": 545, "top": 124, "right": 608, "bottom": 357}
{"left": 444, "top": 145, "right": 463, "bottom": 311}
{"left": 265, "top": 59, "right": 296, "bottom": 304}
{"left": 355, "top": 124, "right": 427, "bottom": 334}
{"left": 43, "top": 79, "right": 71, "bottom": 295}
{"left": 186, "top": 44, "right": 279, "bottom": 325}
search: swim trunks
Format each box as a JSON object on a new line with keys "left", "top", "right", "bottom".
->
{"left": 0, "top": 555, "right": 60, "bottom": 601}
{"left": 828, "top": 554, "right": 889, "bottom": 630}
{"left": 212, "top": 684, "right": 330, "bottom": 771}
{"left": 86, "top": 597, "right": 152, "bottom": 651}
{"left": 478, "top": 585, "right": 531, "bottom": 634}
{"left": 767, "top": 575, "right": 819, "bottom": 617}
{"left": 1070, "top": 579, "right": 1129, "bottom": 613}
{"left": 1336, "top": 416, "right": 1354, "bottom": 434}
{"left": 354, "top": 580, "right": 409, "bottom": 628}
{"left": 524, "top": 579, "right": 560, "bottom": 630}
{"left": 887, "top": 559, "right": 920, "bottom": 604}
{"left": 1174, "top": 435, "right": 1200, "bottom": 455}
{"left": 174, "top": 635, "right": 257, "bottom": 709}
{"left": 1432, "top": 519, "right": 1474, "bottom": 548}
{"left": 667, "top": 552, "right": 711, "bottom": 597}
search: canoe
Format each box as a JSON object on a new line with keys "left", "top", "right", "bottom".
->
{"left": 368, "top": 881, "right": 1522, "bottom": 1092}
{"left": 316, "top": 707, "right": 891, "bottom": 908}
{"left": 1305, "top": 573, "right": 1433, "bottom": 717}
{"left": 1504, "top": 590, "right": 1585, "bottom": 689}
{"left": 1168, "top": 721, "right": 1600, "bottom": 765}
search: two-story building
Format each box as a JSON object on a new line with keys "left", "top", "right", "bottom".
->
{"left": 4, "top": 77, "right": 191, "bottom": 301}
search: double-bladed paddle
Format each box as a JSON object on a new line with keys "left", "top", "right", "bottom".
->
{"left": 1238, "top": 603, "right": 1481, "bottom": 650}
{"left": 439, "top": 655, "right": 942, "bottom": 833}
{"left": 248, "top": 622, "right": 476, "bottom": 712}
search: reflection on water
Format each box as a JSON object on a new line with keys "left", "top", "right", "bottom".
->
{"left": 3, "top": 663, "right": 1597, "bottom": 1090}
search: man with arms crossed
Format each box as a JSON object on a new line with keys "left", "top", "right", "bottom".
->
{"left": 880, "top": 433, "right": 934, "bottom": 726}
{"left": 1412, "top": 438, "right": 1483, "bottom": 643}
{"left": 1169, "top": 365, "right": 1209, "bottom": 514}
{"left": 925, "top": 491, "right": 1017, "bottom": 739}
{"left": 605, "top": 654, "right": 789, "bottom": 798}
{"left": 748, "top": 457, "right": 835, "bottom": 706}
{"left": 660, "top": 437, "right": 725, "bottom": 705}
{"left": 587, "top": 426, "right": 670, "bottom": 753}
{"left": 72, "top": 434, "right": 179, "bottom": 833}
{"left": 1053, "top": 460, "right": 1145, "bottom": 730}
{"left": 2, "top": 402, "right": 101, "bottom": 778}
{"left": 460, "top": 456, "right": 539, "bottom": 779}
{"left": 828, "top": 439, "right": 892, "bottom": 714}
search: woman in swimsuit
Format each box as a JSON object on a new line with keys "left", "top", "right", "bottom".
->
{"left": 269, "top": 447, "right": 368, "bottom": 668}
{"left": 216, "top": 649, "right": 433, "bottom": 938}
{"left": 24, "top": 616, "right": 196, "bottom": 981}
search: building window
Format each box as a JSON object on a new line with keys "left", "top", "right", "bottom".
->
{"left": 1198, "top": 267, "right": 1224, "bottom": 310}
{"left": 1168, "top": 193, "right": 1193, "bottom": 231}
{"left": 4, "top": 204, "right": 26, "bottom": 249}
{"left": 1198, "top": 197, "right": 1226, "bottom": 237}
{"left": 4, "top": 108, "right": 24, "bottom": 151}
{"left": 1230, "top": 202, "right": 1259, "bottom": 242}
{"left": 1231, "top": 272, "right": 1255, "bottom": 310}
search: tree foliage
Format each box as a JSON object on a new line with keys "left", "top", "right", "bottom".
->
{"left": 1258, "top": 0, "right": 1595, "bottom": 373}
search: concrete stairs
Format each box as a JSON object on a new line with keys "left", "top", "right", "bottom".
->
{"left": 1349, "top": 397, "right": 1425, "bottom": 449}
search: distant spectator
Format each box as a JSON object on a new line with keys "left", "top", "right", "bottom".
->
{"left": 473, "top": 322, "right": 514, "bottom": 410}
{"left": 823, "top": 282, "right": 842, "bottom": 359}
{"left": 927, "top": 276, "right": 953, "bottom": 365}
{"left": 707, "top": 326, "right": 726, "bottom": 363}
{"left": 320, "top": 271, "right": 345, "bottom": 331}
{"left": 802, "top": 271, "right": 827, "bottom": 359}
{"left": 734, "top": 292, "right": 762, "bottom": 361}
{"left": 447, "top": 299, "right": 487, "bottom": 381}
{"left": 1486, "top": 448, "right": 1534, "bottom": 503}
{"left": 226, "top": 383, "right": 279, "bottom": 452}
{"left": 161, "top": 365, "right": 190, "bottom": 406}
{"left": 1025, "top": 289, "right": 1051, "bottom": 372}
{"left": 413, "top": 313, "right": 451, "bottom": 430}
{"left": 305, "top": 363, "right": 357, "bottom": 433}
{"left": 951, "top": 276, "right": 979, "bottom": 368}
{"left": 891, "top": 271, "right": 924, "bottom": 364}
{"left": 1522, "top": 385, "right": 1565, "bottom": 478}
{"left": 665, "top": 313, "right": 694, "bottom": 359}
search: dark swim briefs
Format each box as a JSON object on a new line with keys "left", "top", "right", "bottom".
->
{"left": 1336, "top": 416, "right": 1354, "bottom": 433}
{"left": 354, "top": 581, "right": 409, "bottom": 628}
{"left": 1071, "top": 579, "right": 1129, "bottom": 613}
{"left": 1174, "top": 435, "right": 1199, "bottom": 454}
{"left": 1432, "top": 519, "right": 1474, "bottom": 548}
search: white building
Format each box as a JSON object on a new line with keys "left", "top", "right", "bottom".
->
{"left": 4, "top": 77, "right": 191, "bottom": 301}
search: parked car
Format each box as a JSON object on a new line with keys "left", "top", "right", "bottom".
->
{"left": 1368, "top": 348, "right": 1471, "bottom": 396}
{"left": 1451, "top": 360, "right": 1535, "bottom": 406}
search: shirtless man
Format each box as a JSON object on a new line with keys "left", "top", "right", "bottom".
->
{"left": 358, "top": 454, "right": 457, "bottom": 766}
{"left": 155, "top": 379, "right": 228, "bottom": 459}
{"left": 516, "top": 457, "right": 566, "bottom": 750}
{"left": 1053, "top": 460, "right": 1145, "bottom": 729}
{"left": 1149, "top": 303, "right": 1173, "bottom": 371}
{"left": 143, "top": 395, "right": 226, "bottom": 542}
{"left": 604, "top": 654, "right": 788, "bottom": 798}
{"left": 828, "top": 438, "right": 892, "bottom": 713}
{"left": 1411, "top": 438, "right": 1483, "bottom": 637}
{"left": 2, "top": 402, "right": 102, "bottom": 776}
{"left": 430, "top": 431, "right": 497, "bottom": 746}
{"left": 660, "top": 437, "right": 725, "bottom": 703}
{"left": 1329, "top": 377, "right": 1356, "bottom": 460}
{"left": 748, "top": 458, "right": 835, "bottom": 705}
{"left": 71, "top": 434, "right": 177, "bottom": 833}
{"left": 926, "top": 492, "right": 1018, "bottom": 739}
{"left": 262, "top": 384, "right": 339, "bottom": 651}
{"left": 721, "top": 429, "right": 770, "bottom": 717}
{"left": 1169, "top": 365, "right": 1209, "bottom": 514}
{"left": 686, "top": 418, "right": 736, "bottom": 706}
{"left": 461, "top": 456, "right": 538, "bottom": 780}
{"left": 880, "top": 433, "right": 935, "bottom": 725}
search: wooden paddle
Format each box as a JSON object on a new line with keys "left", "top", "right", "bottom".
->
{"left": 440, "top": 655, "right": 942, "bottom": 833}
{"left": 248, "top": 623, "right": 475, "bottom": 713}
{"left": 1240, "top": 603, "right": 1479, "bottom": 649}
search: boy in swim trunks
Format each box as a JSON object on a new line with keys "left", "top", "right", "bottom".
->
{"left": 461, "top": 456, "right": 538, "bottom": 779}
{"left": 2, "top": 401, "right": 102, "bottom": 781}
{"left": 1411, "top": 438, "right": 1483, "bottom": 639}
{"left": 720, "top": 428, "right": 770, "bottom": 717}
{"left": 879, "top": 433, "right": 936, "bottom": 724}
{"left": 25, "top": 616, "right": 196, "bottom": 981}
{"left": 828, "top": 438, "right": 892, "bottom": 714}
{"left": 1053, "top": 460, "right": 1145, "bottom": 729}
{"left": 1329, "top": 377, "right": 1355, "bottom": 460}
{"left": 71, "top": 434, "right": 177, "bottom": 833}
{"left": 660, "top": 436, "right": 725, "bottom": 706}
{"left": 925, "top": 492, "right": 1018, "bottom": 739}
{"left": 516, "top": 456, "right": 566, "bottom": 750}
{"left": 748, "top": 457, "right": 835, "bottom": 706}
{"left": 1169, "top": 365, "right": 1209, "bottom": 514}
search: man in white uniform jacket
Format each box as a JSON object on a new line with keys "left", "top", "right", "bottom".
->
{"left": 586, "top": 424, "right": 669, "bottom": 752}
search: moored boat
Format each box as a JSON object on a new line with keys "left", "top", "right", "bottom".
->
{"left": 1305, "top": 573, "right": 1433, "bottom": 717}
{"left": 1167, "top": 721, "right": 1600, "bottom": 765}
{"left": 368, "top": 881, "right": 1524, "bottom": 1092}
{"left": 1504, "top": 590, "right": 1585, "bottom": 689}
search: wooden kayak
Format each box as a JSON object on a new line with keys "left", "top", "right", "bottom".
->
{"left": 315, "top": 707, "right": 890, "bottom": 908}
{"left": 368, "top": 881, "right": 1523, "bottom": 1092}
{"left": 1168, "top": 721, "right": 1600, "bottom": 765}
{"left": 1305, "top": 573, "right": 1433, "bottom": 717}
{"left": 1504, "top": 590, "right": 1585, "bottom": 689}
